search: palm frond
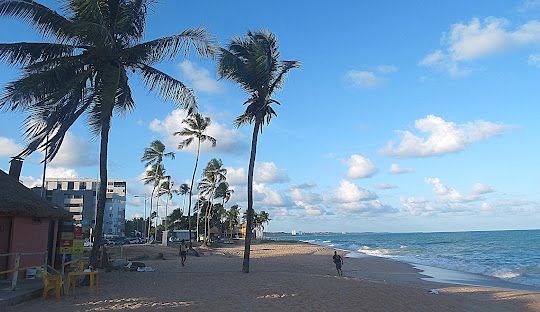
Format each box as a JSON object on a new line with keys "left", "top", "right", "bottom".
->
{"left": 123, "top": 28, "right": 216, "bottom": 64}
{"left": 0, "top": 0, "right": 74, "bottom": 40}
{"left": 0, "top": 42, "right": 79, "bottom": 66}
{"left": 135, "top": 63, "right": 197, "bottom": 113}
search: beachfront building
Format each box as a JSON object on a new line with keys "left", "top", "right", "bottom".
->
{"left": 33, "top": 178, "right": 127, "bottom": 237}
{"left": 0, "top": 160, "right": 66, "bottom": 279}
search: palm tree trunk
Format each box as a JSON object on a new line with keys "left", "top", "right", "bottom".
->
{"left": 242, "top": 119, "right": 261, "bottom": 273}
{"left": 164, "top": 195, "right": 169, "bottom": 231}
{"left": 187, "top": 138, "right": 201, "bottom": 247}
{"left": 196, "top": 192, "right": 201, "bottom": 241}
{"left": 90, "top": 118, "right": 111, "bottom": 267}
{"left": 147, "top": 187, "right": 155, "bottom": 242}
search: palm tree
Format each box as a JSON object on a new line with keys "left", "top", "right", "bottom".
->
{"left": 225, "top": 205, "right": 240, "bottom": 238}
{"left": 158, "top": 177, "right": 173, "bottom": 231}
{"left": 215, "top": 181, "right": 234, "bottom": 208}
{"left": 175, "top": 183, "right": 190, "bottom": 215}
{"left": 199, "top": 159, "right": 226, "bottom": 243}
{"left": 218, "top": 30, "right": 300, "bottom": 272}
{"left": 142, "top": 163, "right": 166, "bottom": 240}
{"left": 167, "top": 208, "right": 183, "bottom": 230}
{"left": 253, "top": 211, "right": 271, "bottom": 239}
{"left": 175, "top": 113, "right": 216, "bottom": 246}
{"left": 0, "top": 0, "right": 215, "bottom": 266}
{"left": 141, "top": 140, "right": 174, "bottom": 240}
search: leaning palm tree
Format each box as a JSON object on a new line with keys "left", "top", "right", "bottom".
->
{"left": 142, "top": 163, "right": 166, "bottom": 240}
{"left": 218, "top": 30, "right": 300, "bottom": 272}
{"left": 174, "top": 113, "right": 216, "bottom": 245}
{"left": 0, "top": 0, "right": 215, "bottom": 266}
{"left": 198, "top": 159, "right": 226, "bottom": 243}
{"left": 141, "top": 140, "right": 174, "bottom": 239}
{"left": 157, "top": 177, "right": 173, "bottom": 231}
{"left": 174, "top": 183, "right": 190, "bottom": 215}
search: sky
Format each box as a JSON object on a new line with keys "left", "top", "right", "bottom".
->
{"left": 1, "top": 0, "right": 540, "bottom": 233}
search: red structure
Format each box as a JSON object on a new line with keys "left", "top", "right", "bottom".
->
{"left": 0, "top": 159, "right": 67, "bottom": 280}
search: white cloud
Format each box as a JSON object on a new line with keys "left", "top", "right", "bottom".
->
{"left": 0, "top": 136, "right": 23, "bottom": 157}
{"left": 345, "top": 65, "right": 398, "bottom": 88}
{"left": 345, "top": 70, "right": 384, "bottom": 88}
{"left": 426, "top": 177, "right": 479, "bottom": 203}
{"left": 375, "top": 183, "right": 398, "bottom": 190}
{"left": 376, "top": 65, "right": 398, "bottom": 73}
{"left": 528, "top": 54, "right": 540, "bottom": 67}
{"left": 472, "top": 183, "right": 495, "bottom": 195}
{"left": 178, "top": 61, "right": 223, "bottom": 93}
{"left": 401, "top": 197, "right": 437, "bottom": 216}
{"left": 20, "top": 176, "right": 42, "bottom": 188}
{"left": 48, "top": 132, "right": 97, "bottom": 167}
{"left": 420, "top": 17, "right": 540, "bottom": 76}
{"left": 46, "top": 167, "right": 78, "bottom": 178}
{"left": 150, "top": 109, "right": 247, "bottom": 155}
{"left": 518, "top": 0, "right": 540, "bottom": 12}
{"left": 335, "top": 180, "right": 377, "bottom": 203}
{"left": 381, "top": 115, "right": 508, "bottom": 158}
{"left": 253, "top": 183, "right": 286, "bottom": 207}
{"left": 389, "top": 164, "right": 414, "bottom": 174}
{"left": 225, "top": 167, "right": 247, "bottom": 186}
{"left": 255, "top": 162, "right": 289, "bottom": 184}
{"left": 346, "top": 154, "right": 377, "bottom": 179}
{"left": 400, "top": 178, "right": 503, "bottom": 216}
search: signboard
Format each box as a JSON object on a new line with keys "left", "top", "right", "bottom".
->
{"left": 74, "top": 227, "right": 84, "bottom": 240}
{"left": 59, "top": 240, "right": 73, "bottom": 247}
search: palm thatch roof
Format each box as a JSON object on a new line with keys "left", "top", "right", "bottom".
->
{"left": 0, "top": 170, "right": 66, "bottom": 218}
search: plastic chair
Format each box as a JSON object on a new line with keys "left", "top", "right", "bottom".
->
{"left": 42, "top": 271, "right": 62, "bottom": 300}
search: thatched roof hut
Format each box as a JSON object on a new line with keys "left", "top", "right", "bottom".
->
{"left": 0, "top": 170, "right": 66, "bottom": 218}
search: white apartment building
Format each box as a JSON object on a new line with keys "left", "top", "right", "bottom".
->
{"left": 39, "top": 178, "right": 127, "bottom": 236}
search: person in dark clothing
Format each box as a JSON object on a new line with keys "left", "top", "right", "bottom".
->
{"left": 180, "top": 239, "right": 188, "bottom": 266}
{"left": 332, "top": 251, "right": 343, "bottom": 276}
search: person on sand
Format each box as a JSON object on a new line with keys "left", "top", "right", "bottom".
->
{"left": 180, "top": 239, "right": 188, "bottom": 266}
{"left": 333, "top": 251, "right": 343, "bottom": 276}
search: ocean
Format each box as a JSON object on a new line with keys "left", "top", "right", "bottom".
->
{"left": 266, "top": 230, "right": 540, "bottom": 288}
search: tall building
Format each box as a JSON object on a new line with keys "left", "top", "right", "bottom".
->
{"left": 34, "top": 178, "right": 127, "bottom": 237}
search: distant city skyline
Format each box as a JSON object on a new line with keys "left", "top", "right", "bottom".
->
{"left": 1, "top": 0, "right": 540, "bottom": 233}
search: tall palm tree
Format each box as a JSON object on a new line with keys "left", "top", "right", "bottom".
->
{"left": 141, "top": 140, "right": 174, "bottom": 240}
{"left": 0, "top": 0, "right": 215, "bottom": 266}
{"left": 175, "top": 113, "right": 216, "bottom": 245}
{"left": 199, "top": 159, "right": 226, "bottom": 243}
{"left": 175, "top": 183, "right": 190, "bottom": 215}
{"left": 158, "top": 177, "right": 173, "bottom": 231}
{"left": 218, "top": 30, "right": 300, "bottom": 272}
{"left": 142, "top": 163, "right": 166, "bottom": 240}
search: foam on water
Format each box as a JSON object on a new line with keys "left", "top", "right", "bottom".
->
{"left": 266, "top": 230, "right": 540, "bottom": 288}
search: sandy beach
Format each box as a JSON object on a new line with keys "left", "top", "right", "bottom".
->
{"left": 6, "top": 241, "right": 540, "bottom": 312}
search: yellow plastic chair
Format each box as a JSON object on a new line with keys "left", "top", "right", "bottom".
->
{"left": 42, "top": 271, "right": 62, "bottom": 300}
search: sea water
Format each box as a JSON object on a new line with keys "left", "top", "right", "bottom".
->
{"left": 266, "top": 230, "right": 540, "bottom": 288}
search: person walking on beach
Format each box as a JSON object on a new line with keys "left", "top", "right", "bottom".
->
{"left": 180, "top": 239, "right": 188, "bottom": 266}
{"left": 333, "top": 251, "right": 343, "bottom": 276}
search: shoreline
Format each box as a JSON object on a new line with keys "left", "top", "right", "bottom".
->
{"left": 295, "top": 239, "right": 540, "bottom": 293}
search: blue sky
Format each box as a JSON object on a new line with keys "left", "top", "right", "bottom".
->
{"left": 1, "top": 0, "right": 540, "bottom": 233}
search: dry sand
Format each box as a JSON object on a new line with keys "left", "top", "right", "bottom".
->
{"left": 6, "top": 241, "right": 540, "bottom": 311}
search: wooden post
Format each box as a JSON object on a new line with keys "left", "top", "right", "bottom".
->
{"left": 11, "top": 253, "right": 20, "bottom": 290}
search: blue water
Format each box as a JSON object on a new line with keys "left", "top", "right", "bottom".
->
{"left": 266, "top": 230, "right": 540, "bottom": 287}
